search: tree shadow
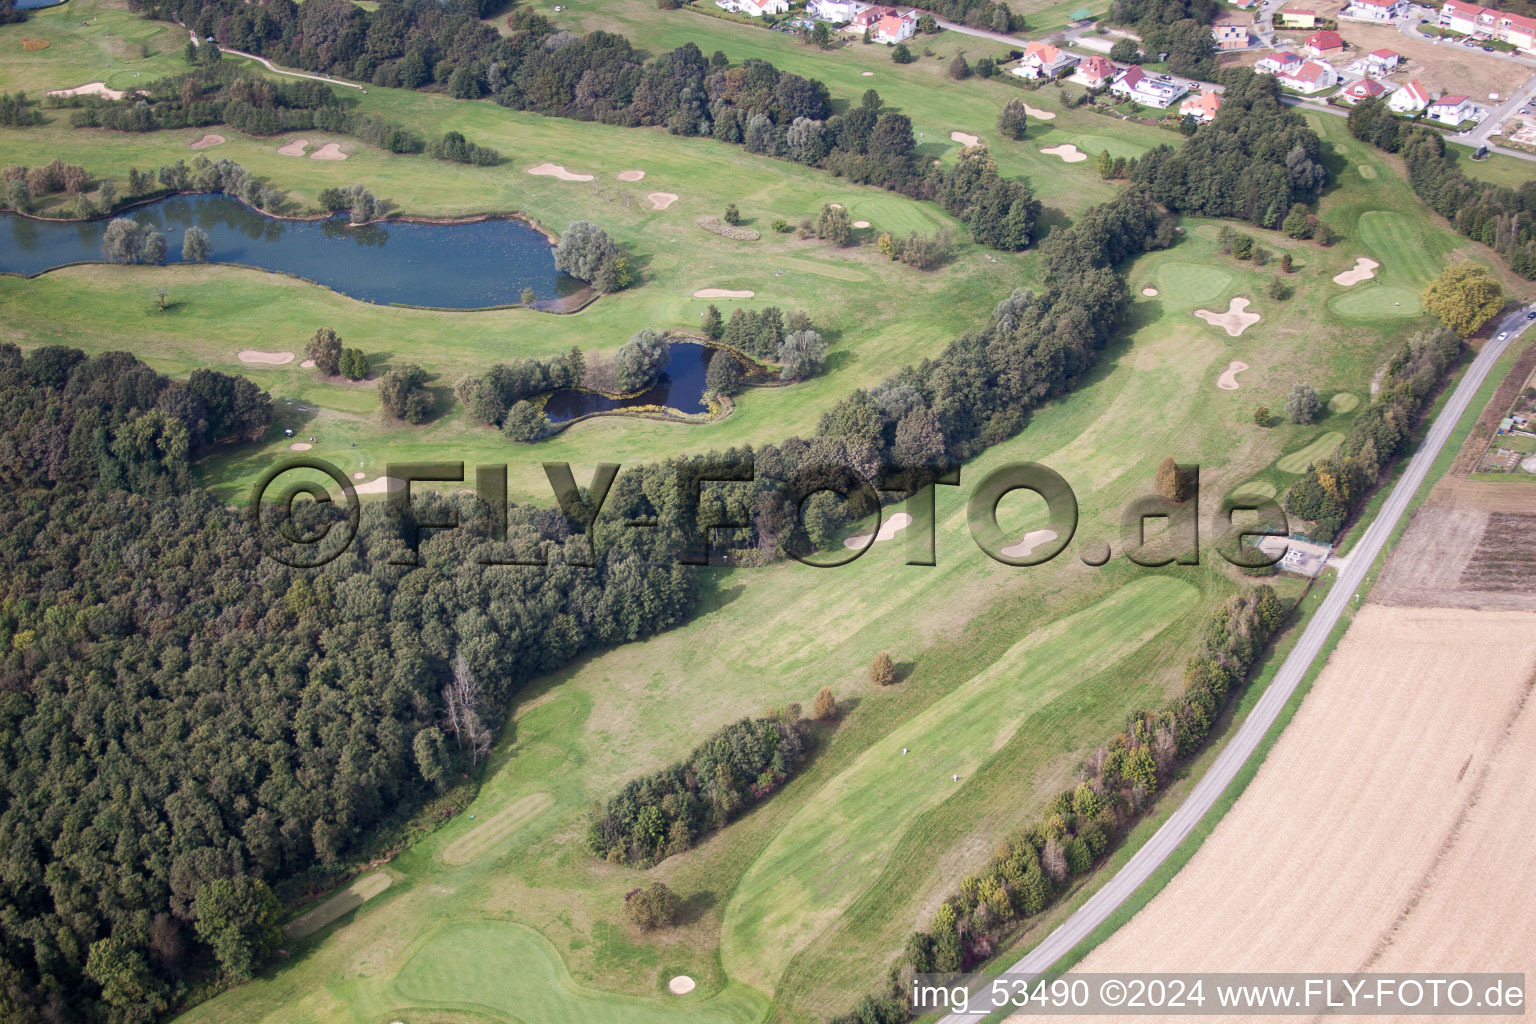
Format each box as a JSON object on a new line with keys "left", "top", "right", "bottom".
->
{"left": 894, "top": 660, "right": 917, "bottom": 684}
{"left": 676, "top": 890, "right": 718, "bottom": 926}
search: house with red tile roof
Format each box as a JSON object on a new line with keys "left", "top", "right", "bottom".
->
{"left": 1303, "top": 30, "right": 1346, "bottom": 55}
{"left": 1179, "top": 91, "right": 1222, "bottom": 122}
{"left": 1256, "top": 50, "right": 1305, "bottom": 74}
{"left": 1341, "top": 78, "right": 1388, "bottom": 104}
{"left": 1070, "top": 54, "right": 1117, "bottom": 88}
{"left": 1438, "top": 0, "right": 1536, "bottom": 50}
{"left": 1427, "top": 94, "right": 1475, "bottom": 124}
{"left": 872, "top": 9, "right": 918, "bottom": 42}
{"left": 1277, "top": 58, "right": 1339, "bottom": 93}
{"left": 1365, "top": 48, "right": 1400, "bottom": 71}
{"left": 1387, "top": 77, "right": 1431, "bottom": 113}
{"left": 1342, "top": 0, "right": 1407, "bottom": 21}
{"left": 1012, "top": 40, "right": 1080, "bottom": 78}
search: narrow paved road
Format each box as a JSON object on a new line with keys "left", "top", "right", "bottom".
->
{"left": 938, "top": 306, "right": 1534, "bottom": 1022}
{"left": 185, "top": 27, "right": 365, "bottom": 90}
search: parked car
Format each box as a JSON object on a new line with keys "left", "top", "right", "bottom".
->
{"left": 1482, "top": 45, "right": 1494, "bottom": 51}
{"left": 1527, "top": 311, "right": 1536, "bottom": 320}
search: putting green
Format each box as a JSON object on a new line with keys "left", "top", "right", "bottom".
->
{"left": 842, "top": 194, "right": 948, "bottom": 237}
{"left": 1276, "top": 431, "right": 1344, "bottom": 474}
{"left": 1152, "top": 261, "right": 1236, "bottom": 309}
{"left": 391, "top": 921, "right": 762, "bottom": 1024}
{"left": 1327, "top": 284, "right": 1421, "bottom": 318}
{"left": 1327, "top": 392, "right": 1360, "bottom": 414}
{"left": 721, "top": 576, "right": 1200, "bottom": 992}
{"left": 1231, "top": 480, "right": 1277, "bottom": 501}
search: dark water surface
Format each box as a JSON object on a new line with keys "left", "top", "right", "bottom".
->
{"left": 544, "top": 343, "right": 737, "bottom": 422}
{"left": 0, "top": 193, "right": 582, "bottom": 308}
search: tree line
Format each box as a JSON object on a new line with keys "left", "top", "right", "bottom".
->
{"left": 1285, "top": 326, "right": 1461, "bottom": 538}
{"left": 831, "top": 586, "right": 1289, "bottom": 1024}
{"left": 1348, "top": 99, "right": 1536, "bottom": 280}
{"left": 585, "top": 706, "right": 813, "bottom": 867}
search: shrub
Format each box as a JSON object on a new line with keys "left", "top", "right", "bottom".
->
{"left": 615, "top": 329, "right": 669, "bottom": 392}
{"left": 306, "top": 327, "right": 343, "bottom": 376}
{"left": 723, "top": 203, "right": 742, "bottom": 225}
{"left": 1253, "top": 405, "right": 1270, "bottom": 427}
{"left": 777, "top": 329, "right": 827, "bottom": 381}
{"left": 813, "top": 686, "right": 837, "bottom": 720}
{"left": 622, "top": 883, "right": 680, "bottom": 930}
{"left": 870, "top": 651, "right": 895, "bottom": 687}
{"left": 1286, "top": 383, "right": 1320, "bottom": 424}
{"left": 501, "top": 400, "right": 546, "bottom": 441}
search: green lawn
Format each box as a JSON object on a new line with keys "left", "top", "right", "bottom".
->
{"left": 0, "top": 0, "right": 184, "bottom": 94}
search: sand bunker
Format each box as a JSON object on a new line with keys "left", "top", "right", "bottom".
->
{"left": 1332, "top": 257, "right": 1379, "bottom": 287}
{"left": 1023, "top": 104, "right": 1056, "bottom": 120}
{"left": 693, "top": 288, "right": 754, "bottom": 299}
{"left": 289, "top": 442, "right": 313, "bottom": 451}
{"left": 1040, "top": 144, "right": 1087, "bottom": 163}
{"left": 300, "top": 359, "right": 316, "bottom": 369}
{"left": 1193, "top": 297, "right": 1260, "bottom": 337}
{"left": 617, "top": 169, "right": 646, "bottom": 181}
{"left": 852, "top": 219, "right": 871, "bottom": 228}
{"left": 353, "top": 471, "right": 366, "bottom": 480}
{"left": 48, "top": 82, "right": 126, "bottom": 100}
{"left": 310, "top": 143, "right": 347, "bottom": 160}
{"left": 1001, "top": 528, "right": 1058, "bottom": 559}
{"left": 843, "top": 512, "right": 914, "bottom": 549}
{"left": 647, "top": 192, "right": 679, "bottom": 210}
{"left": 1217, "top": 360, "right": 1250, "bottom": 391}
{"left": 237, "top": 349, "right": 295, "bottom": 365}
{"left": 1142, "top": 287, "right": 1159, "bottom": 297}
{"left": 189, "top": 133, "right": 226, "bottom": 151}
{"left": 862, "top": 71, "right": 875, "bottom": 76}
{"left": 277, "top": 138, "right": 309, "bottom": 156}
{"left": 950, "top": 131, "right": 981, "bottom": 147}
{"left": 827, "top": 203, "right": 844, "bottom": 210}
{"left": 669, "top": 976, "right": 696, "bottom": 995}
{"left": 528, "top": 161, "right": 592, "bottom": 181}
{"left": 354, "top": 476, "right": 405, "bottom": 495}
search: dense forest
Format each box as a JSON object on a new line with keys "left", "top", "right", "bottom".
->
{"left": 0, "top": 348, "right": 708, "bottom": 1022}
{"left": 1110, "top": 0, "right": 1219, "bottom": 80}
{"left": 1348, "top": 101, "right": 1536, "bottom": 280}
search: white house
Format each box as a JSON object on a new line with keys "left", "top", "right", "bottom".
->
{"left": 1427, "top": 94, "right": 1474, "bottom": 124}
{"left": 872, "top": 9, "right": 918, "bottom": 42}
{"left": 1070, "top": 54, "right": 1118, "bottom": 88}
{"left": 807, "top": 0, "right": 867, "bottom": 23}
{"left": 1439, "top": 0, "right": 1491, "bottom": 35}
{"left": 1179, "top": 91, "right": 1222, "bottom": 122}
{"left": 1109, "top": 65, "right": 1188, "bottom": 107}
{"left": 1340, "top": 77, "right": 1388, "bottom": 104}
{"left": 1276, "top": 59, "right": 1339, "bottom": 94}
{"left": 1255, "top": 50, "right": 1305, "bottom": 74}
{"left": 732, "top": 0, "right": 790, "bottom": 14}
{"left": 1012, "top": 40, "right": 1080, "bottom": 78}
{"left": 1365, "top": 48, "right": 1400, "bottom": 72}
{"left": 1387, "top": 78, "right": 1431, "bottom": 113}
{"left": 1342, "top": 0, "right": 1407, "bottom": 20}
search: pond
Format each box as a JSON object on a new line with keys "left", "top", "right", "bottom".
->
{"left": 14, "top": 0, "right": 67, "bottom": 9}
{"left": 0, "top": 193, "right": 585, "bottom": 309}
{"left": 543, "top": 342, "right": 744, "bottom": 423}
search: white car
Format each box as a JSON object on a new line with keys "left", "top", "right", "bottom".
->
{"left": 1498, "top": 331, "right": 1509, "bottom": 340}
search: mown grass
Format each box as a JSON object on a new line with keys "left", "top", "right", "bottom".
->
{"left": 0, "top": 0, "right": 184, "bottom": 94}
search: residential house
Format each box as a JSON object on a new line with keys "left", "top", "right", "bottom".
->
{"left": 1341, "top": 77, "right": 1388, "bottom": 103}
{"left": 847, "top": 4, "right": 890, "bottom": 31}
{"left": 1278, "top": 8, "right": 1317, "bottom": 27}
{"left": 1070, "top": 54, "right": 1117, "bottom": 88}
{"left": 1438, "top": 0, "right": 1536, "bottom": 51}
{"left": 1013, "top": 40, "right": 1080, "bottom": 78}
{"left": 736, "top": 0, "right": 791, "bottom": 14}
{"left": 1256, "top": 50, "right": 1305, "bottom": 74}
{"left": 1109, "top": 65, "right": 1189, "bottom": 106}
{"left": 807, "top": 0, "right": 867, "bottom": 23}
{"left": 1427, "top": 93, "right": 1475, "bottom": 124}
{"left": 1342, "top": 0, "right": 1407, "bottom": 21}
{"left": 873, "top": 9, "right": 918, "bottom": 41}
{"left": 1213, "top": 23, "right": 1250, "bottom": 49}
{"left": 1179, "top": 90, "right": 1222, "bottom": 122}
{"left": 1303, "top": 30, "right": 1346, "bottom": 55}
{"left": 1365, "top": 47, "right": 1400, "bottom": 72}
{"left": 1387, "top": 78, "right": 1431, "bottom": 113}
{"left": 1277, "top": 59, "right": 1339, "bottom": 93}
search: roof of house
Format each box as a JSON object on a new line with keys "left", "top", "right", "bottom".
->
{"left": 1078, "top": 55, "right": 1116, "bottom": 77}
{"left": 1025, "top": 40, "right": 1065, "bottom": 62}
{"left": 1115, "top": 64, "right": 1147, "bottom": 87}
{"left": 1352, "top": 0, "right": 1398, "bottom": 8}
{"left": 1181, "top": 91, "right": 1222, "bottom": 116}
{"left": 1396, "top": 78, "right": 1431, "bottom": 103}
{"left": 1367, "top": 47, "right": 1400, "bottom": 58}
{"left": 1433, "top": 93, "right": 1470, "bottom": 105}
{"left": 1214, "top": 23, "right": 1247, "bottom": 35}
{"left": 1280, "top": 59, "right": 1335, "bottom": 83}
{"left": 1283, "top": 8, "right": 1317, "bottom": 14}
{"left": 1344, "top": 78, "right": 1387, "bottom": 97}
{"left": 1497, "top": 9, "right": 1536, "bottom": 30}
{"left": 1266, "top": 49, "right": 1303, "bottom": 62}
{"left": 1441, "top": 0, "right": 1486, "bottom": 16}
{"left": 1305, "top": 30, "right": 1345, "bottom": 48}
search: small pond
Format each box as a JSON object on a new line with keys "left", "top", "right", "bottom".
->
{"left": 543, "top": 343, "right": 745, "bottom": 423}
{"left": 0, "top": 193, "right": 584, "bottom": 309}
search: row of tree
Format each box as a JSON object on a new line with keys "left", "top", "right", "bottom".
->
{"left": 585, "top": 705, "right": 813, "bottom": 866}
{"left": 1348, "top": 100, "right": 1536, "bottom": 280}
{"left": 831, "top": 586, "right": 1289, "bottom": 1024}
{"left": 1285, "top": 326, "right": 1463, "bottom": 538}
{"left": 456, "top": 349, "right": 586, "bottom": 428}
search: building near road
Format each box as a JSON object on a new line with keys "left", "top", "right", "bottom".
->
{"left": 1278, "top": 7, "right": 1318, "bottom": 27}
{"left": 1213, "top": 23, "right": 1250, "bottom": 48}
{"left": 1342, "top": 0, "right": 1407, "bottom": 21}
{"left": 1256, "top": 49, "right": 1305, "bottom": 74}
{"left": 1438, "top": 0, "right": 1536, "bottom": 52}
{"left": 1013, "top": 40, "right": 1080, "bottom": 78}
{"left": 806, "top": 0, "right": 867, "bottom": 23}
{"left": 872, "top": 9, "right": 918, "bottom": 41}
{"left": 1365, "top": 47, "right": 1400, "bottom": 71}
{"left": 1070, "top": 54, "right": 1118, "bottom": 88}
{"left": 1388, "top": 77, "right": 1432, "bottom": 112}
{"left": 1179, "top": 90, "right": 1223, "bottom": 122}
{"left": 1109, "top": 65, "right": 1189, "bottom": 106}
{"left": 1277, "top": 59, "right": 1339, "bottom": 93}
{"left": 1303, "top": 29, "right": 1346, "bottom": 55}
{"left": 1427, "top": 93, "right": 1475, "bottom": 124}
{"left": 1341, "top": 77, "right": 1389, "bottom": 103}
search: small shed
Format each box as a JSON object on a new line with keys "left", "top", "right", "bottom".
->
{"left": 1070, "top": 7, "right": 1095, "bottom": 21}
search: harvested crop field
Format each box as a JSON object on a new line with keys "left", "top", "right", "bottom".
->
{"left": 1072, "top": 605, "right": 1536, "bottom": 983}
{"left": 1374, "top": 507, "right": 1536, "bottom": 610}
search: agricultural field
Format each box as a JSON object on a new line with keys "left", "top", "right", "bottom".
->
{"left": 3, "top": 3, "right": 1532, "bottom": 1023}
{"left": 1069, "top": 603, "right": 1536, "bottom": 983}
